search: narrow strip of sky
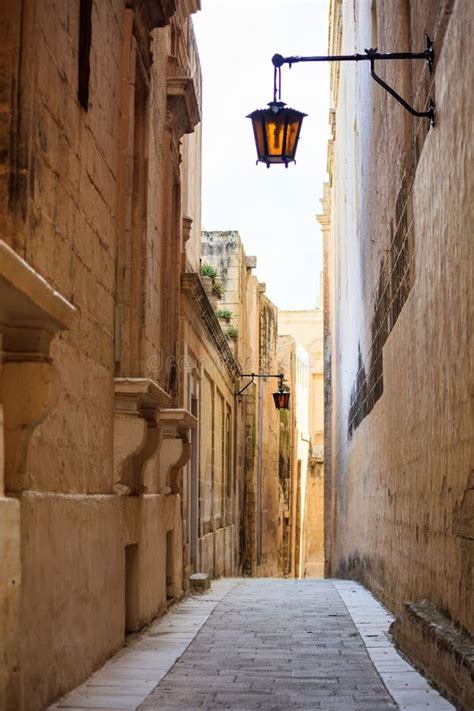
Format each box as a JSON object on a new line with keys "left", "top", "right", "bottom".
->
{"left": 193, "top": 0, "right": 330, "bottom": 310}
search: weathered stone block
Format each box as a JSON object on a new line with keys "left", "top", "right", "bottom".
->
{"left": 189, "top": 572, "right": 210, "bottom": 594}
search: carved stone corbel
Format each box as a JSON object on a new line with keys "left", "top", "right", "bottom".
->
{"left": 166, "top": 56, "right": 201, "bottom": 139}
{"left": 158, "top": 408, "right": 197, "bottom": 494}
{"left": 114, "top": 378, "right": 172, "bottom": 495}
{"left": 0, "top": 240, "right": 76, "bottom": 492}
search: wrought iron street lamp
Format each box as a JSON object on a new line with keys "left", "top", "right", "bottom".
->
{"left": 237, "top": 373, "right": 290, "bottom": 411}
{"left": 247, "top": 56, "right": 307, "bottom": 168}
{"left": 248, "top": 34, "right": 435, "bottom": 167}
{"left": 247, "top": 102, "right": 307, "bottom": 168}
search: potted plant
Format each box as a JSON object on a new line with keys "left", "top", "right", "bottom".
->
{"left": 200, "top": 263, "right": 218, "bottom": 279}
{"left": 200, "top": 263, "right": 224, "bottom": 304}
{"left": 216, "top": 309, "right": 233, "bottom": 323}
{"left": 211, "top": 281, "right": 224, "bottom": 299}
{"left": 225, "top": 326, "right": 239, "bottom": 341}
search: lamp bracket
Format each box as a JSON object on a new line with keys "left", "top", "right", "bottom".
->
{"left": 367, "top": 49, "right": 435, "bottom": 126}
{"left": 272, "top": 34, "right": 435, "bottom": 126}
{"left": 236, "top": 372, "right": 284, "bottom": 396}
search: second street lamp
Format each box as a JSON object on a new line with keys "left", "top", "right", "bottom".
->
{"left": 236, "top": 373, "right": 290, "bottom": 411}
{"left": 272, "top": 380, "right": 290, "bottom": 410}
{"left": 248, "top": 35, "right": 435, "bottom": 167}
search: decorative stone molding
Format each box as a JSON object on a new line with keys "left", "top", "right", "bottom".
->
{"left": 181, "top": 272, "right": 241, "bottom": 380}
{"left": 0, "top": 240, "right": 76, "bottom": 492}
{"left": 113, "top": 378, "right": 171, "bottom": 495}
{"left": 182, "top": 216, "right": 193, "bottom": 243}
{"left": 158, "top": 408, "right": 197, "bottom": 494}
{"left": 183, "top": 0, "right": 201, "bottom": 15}
{"left": 126, "top": 0, "right": 178, "bottom": 74}
{"left": 166, "top": 56, "right": 201, "bottom": 138}
{"left": 126, "top": 0, "right": 177, "bottom": 30}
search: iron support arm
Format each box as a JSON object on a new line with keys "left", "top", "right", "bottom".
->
{"left": 368, "top": 55, "right": 434, "bottom": 125}
{"left": 272, "top": 34, "right": 435, "bottom": 126}
{"left": 236, "top": 372, "right": 284, "bottom": 396}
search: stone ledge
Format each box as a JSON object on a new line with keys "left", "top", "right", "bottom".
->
{"left": 0, "top": 240, "right": 75, "bottom": 334}
{"left": 390, "top": 599, "right": 474, "bottom": 710}
{"left": 114, "top": 377, "right": 172, "bottom": 409}
{"left": 0, "top": 239, "right": 75, "bottom": 356}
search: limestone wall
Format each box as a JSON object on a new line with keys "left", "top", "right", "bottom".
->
{"left": 325, "top": 0, "right": 472, "bottom": 672}
{"left": 0, "top": 1, "right": 201, "bottom": 708}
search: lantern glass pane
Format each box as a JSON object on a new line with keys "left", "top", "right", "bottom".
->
{"left": 265, "top": 116, "right": 285, "bottom": 156}
{"left": 285, "top": 118, "right": 301, "bottom": 158}
{"left": 253, "top": 116, "right": 265, "bottom": 159}
{"left": 273, "top": 391, "right": 290, "bottom": 409}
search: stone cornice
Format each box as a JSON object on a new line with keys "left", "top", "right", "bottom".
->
{"left": 181, "top": 273, "right": 240, "bottom": 381}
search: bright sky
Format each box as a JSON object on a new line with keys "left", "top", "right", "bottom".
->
{"left": 193, "top": 0, "right": 330, "bottom": 310}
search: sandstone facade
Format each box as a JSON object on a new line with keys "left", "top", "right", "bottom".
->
{"left": 0, "top": 1, "right": 208, "bottom": 708}
{"left": 323, "top": 0, "right": 473, "bottom": 705}
{"left": 279, "top": 309, "right": 325, "bottom": 578}
{"left": 277, "top": 335, "right": 310, "bottom": 578}
{"left": 202, "top": 231, "right": 296, "bottom": 578}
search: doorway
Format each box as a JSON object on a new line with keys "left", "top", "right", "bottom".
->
{"left": 125, "top": 543, "right": 139, "bottom": 632}
{"left": 166, "top": 530, "right": 175, "bottom": 602}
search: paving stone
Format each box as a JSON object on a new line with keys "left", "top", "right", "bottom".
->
{"left": 139, "top": 579, "right": 397, "bottom": 710}
{"left": 51, "top": 578, "right": 456, "bottom": 711}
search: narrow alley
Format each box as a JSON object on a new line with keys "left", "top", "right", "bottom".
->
{"left": 50, "top": 579, "right": 454, "bottom": 711}
{"left": 1, "top": 0, "right": 472, "bottom": 709}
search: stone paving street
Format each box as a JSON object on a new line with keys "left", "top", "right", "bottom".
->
{"left": 51, "top": 579, "right": 455, "bottom": 711}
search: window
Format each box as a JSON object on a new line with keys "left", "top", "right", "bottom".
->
{"left": 78, "top": 0, "right": 92, "bottom": 110}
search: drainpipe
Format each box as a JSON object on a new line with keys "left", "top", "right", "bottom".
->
{"left": 287, "top": 407, "right": 296, "bottom": 576}
{"left": 257, "top": 377, "right": 264, "bottom": 566}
